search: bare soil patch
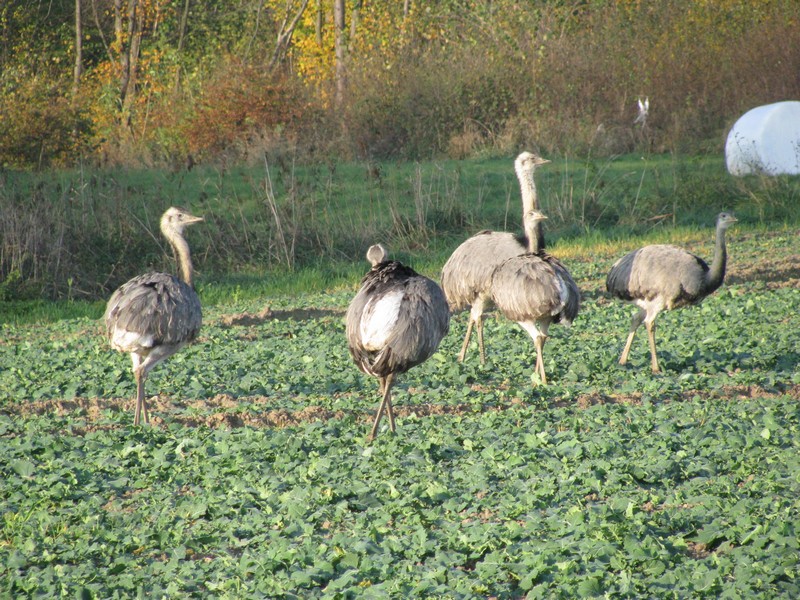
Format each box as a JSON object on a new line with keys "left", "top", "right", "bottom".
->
{"left": 219, "top": 306, "right": 344, "bottom": 327}
{"left": 727, "top": 253, "right": 800, "bottom": 289}
{"left": 6, "top": 384, "right": 798, "bottom": 433}
{"left": 686, "top": 542, "right": 713, "bottom": 559}
{"left": 567, "top": 383, "right": 800, "bottom": 409}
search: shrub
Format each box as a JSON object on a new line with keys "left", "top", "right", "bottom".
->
{"left": 520, "top": 1, "right": 800, "bottom": 157}
{"left": 344, "top": 43, "right": 522, "bottom": 160}
{"left": 183, "top": 57, "right": 310, "bottom": 164}
{"left": 0, "top": 71, "right": 92, "bottom": 169}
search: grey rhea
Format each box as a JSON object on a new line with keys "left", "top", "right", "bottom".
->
{"left": 605, "top": 212, "right": 737, "bottom": 373}
{"left": 104, "top": 207, "right": 204, "bottom": 425}
{"left": 346, "top": 244, "right": 450, "bottom": 440}
{"left": 490, "top": 210, "right": 580, "bottom": 385}
{"left": 441, "top": 151, "right": 550, "bottom": 364}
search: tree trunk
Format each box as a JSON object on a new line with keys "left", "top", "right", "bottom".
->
{"left": 90, "top": 0, "right": 111, "bottom": 62}
{"left": 268, "top": 0, "right": 310, "bottom": 71}
{"left": 114, "top": 0, "right": 129, "bottom": 116}
{"left": 174, "top": 0, "right": 191, "bottom": 86}
{"left": 73, "top": 0, "right": 83, "bottom": 97}
{"left": 350, "top": 0, "right": 361, "bottom": 41}
{"left": 114, "top": 0, "right": 143, "bottom": 132}
{"left": 333, "top": 0, "right": 346, "bottom": 108}
{"left": 315, "top": 0, "right": 323, "bottom": 46}
{"left": 246, "top": 0, "right": 266, "bottom": 57}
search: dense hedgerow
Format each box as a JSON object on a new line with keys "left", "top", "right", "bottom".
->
{"left": 1, "top": 1, "right": 798, "bottom": 167}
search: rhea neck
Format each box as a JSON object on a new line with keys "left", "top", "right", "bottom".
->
{"left": 516, "top": 165, "right": 539, "bottom": 214}
{"left": 524, "top": 219, "right": 546, "bottom": 255}
{"left": 165, "top": 227, "right": 194, "bottom": 288}
{"left": 705, "top": 223, "right": 730, "bottom": 294}
{"left": 516, "top": 165, "right": 546, "bottom": 249}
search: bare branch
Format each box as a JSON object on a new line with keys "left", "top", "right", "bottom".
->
{"left": 268, "top": 0, "right": 310, "bottom": 71}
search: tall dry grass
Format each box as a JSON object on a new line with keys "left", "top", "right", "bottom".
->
{"left": 338, "top": 0, "right": 800, "bottom": 160}
{"left": 508, "top": 1, "right": 800, "bottom": 157}
{"left": 0, "top": 158, "right": 476, "bottom": 300}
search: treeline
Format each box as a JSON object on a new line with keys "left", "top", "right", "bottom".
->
{"left": 1, "top": 0, "right": 799, "bottom": 169}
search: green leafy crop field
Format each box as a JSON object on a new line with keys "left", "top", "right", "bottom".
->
{"left": 1, "top": 225, "right": 799, "bottom": 598}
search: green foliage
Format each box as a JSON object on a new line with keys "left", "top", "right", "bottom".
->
{"left": 0, "top": 269, "right": 22, "bottom": 301}
{"left": 523, "top": 0, "right": 800, "bottom": 155}
{"left": 0, "top": 228, "right": 799, "bottom": 596}
{"left": 0, "top": 73, "right": 91, "bottom": 169}
{"left": 0, "top": 1, "right": 96, "bottom": 168}
{"left": 345, "top": 45, "right": 522, "bottom": 159}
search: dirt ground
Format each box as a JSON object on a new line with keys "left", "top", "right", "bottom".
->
{"left": 8, "top": 382, "right": 799, "bottom": 435}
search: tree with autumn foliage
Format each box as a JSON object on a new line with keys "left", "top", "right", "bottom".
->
{"left": 1, "top": 0, "right": 799, "bottom": 168}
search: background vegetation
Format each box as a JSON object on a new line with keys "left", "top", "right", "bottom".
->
{"left": 1, "top": 153, "right": 798, "bottom": 303}
{"left": 1, "top": 0, "right": 798, "bottom": 169}
{"left": 3, "top": 0, "right": 799, "bottom": 301}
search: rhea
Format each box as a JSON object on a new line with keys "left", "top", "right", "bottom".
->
{"left": 346, "top": 244, "right": 450, "bottom": 440}
{"left": 490, "top": 210, "right": 580, "bottom": 385}
{"left": 441, "top": 151, "right": 550, "bottom": 363}
{"left": 104, "top": 206, "right": 204, "bottom": 425}
{"left": 605, "top": 212, "right": 737, "bottom": 373}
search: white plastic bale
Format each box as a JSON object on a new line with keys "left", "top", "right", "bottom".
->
{"left": 725, "top": 101, "right": 800, "bottom": 176}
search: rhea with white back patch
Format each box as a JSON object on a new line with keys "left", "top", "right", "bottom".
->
{"left": 360, "top": 289, "right": 405, "bottom": 351}
{"left": 110, "top": 328, "right": 155, "bottom": 353}
{"left": 345, "top": 245, "right": 450, "bottom": 440}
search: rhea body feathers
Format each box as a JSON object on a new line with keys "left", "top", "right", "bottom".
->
{"left": 491, "top": 210, "right": 579, "bottom": 384}
{"left": 605, "top": 211, "right": 737, "bottom": 373}
{"left": 105, "top": 206, "right": 203, "bottom": 425}
{"left": 441, "top": 151, "right": 550, "bottom": 363}
{"left": 346, "top": 244, "right": 450, "bottom": 440}
{"left": 491, "top": 257, "right": 579, "bottom": 326}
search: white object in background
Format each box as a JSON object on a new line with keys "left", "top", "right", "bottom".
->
{"left": 725, "top": 101, "right": 800, "bottom": 176}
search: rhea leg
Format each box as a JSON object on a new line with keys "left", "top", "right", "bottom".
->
{"left": 458, "top": 319, "right": 475, "bottom": 363}
{"left": 383, "top": 373, "right": 397, "bottom": 433}
{"left": 129, "top": 344, "right": 180, "bottom": 425}
{"left": 370, "top": 373, "right": 396, "bottom": 441}
{"left": 519, "top": 321, "right": 548, "bottom": 385}
{"left": 459, "top": 300, "right": 486, "bottom": 363}
{"left": 619, "top": 308, "right": 646, "bottom": 365}
{"left": 133, "top": 368, "right": 149, "bottom": 425}
{"left": 646, "top": 319, "right": 660, "bottom": 374}
{"left": 476, "top": 316, "right": 486, "bottom": 364}
{"left": 385, "top": 390, "right": 396, "bottom": 433}
{"left": 130, "top": 354, "right": 149, "bottom": 425}
{"left": 534, "top": 334, "right": 548, "bottom": 385}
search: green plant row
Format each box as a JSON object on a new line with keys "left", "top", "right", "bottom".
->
{"left": 1, "top": 222, "right": 799, "bottom": 597}
{"left": 2, "top": 394, "right": 799, "bottom": 598}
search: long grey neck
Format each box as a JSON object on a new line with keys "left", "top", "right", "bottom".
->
{"left": 535, "top": 221, "right": 546, "bottom": 251}
{"left": 170, "top": 233, "right": 194, "bottom": 288}
{"left": 517, "top": 168, "right": 538, "bottom": 213}
{"left": 517, "top": 167, "right": 546, "bottom": 250}
{"left": 705, "top": 225, "right": 728, "bottom": 294}
{"left": 525, "top": 222, "right": 543, "bottom": 254}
